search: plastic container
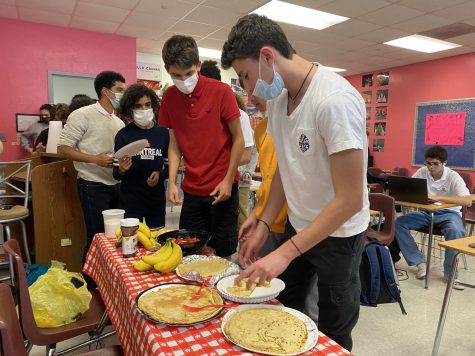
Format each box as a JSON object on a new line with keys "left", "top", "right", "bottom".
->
{"left": 121, "top": 218, "right": 139, "bottom": 257}
{"left": 102, "top": 209, "right": 125, "bottom": 237}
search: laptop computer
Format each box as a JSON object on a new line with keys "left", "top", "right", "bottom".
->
{"left": 387, "top": 176, "right": 437, "bottom": 205}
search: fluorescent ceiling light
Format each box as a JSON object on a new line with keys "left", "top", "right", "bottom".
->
{"left": 384, "top": 35, "right": 460, "bottom": 53}
{"left": 251, "top": 0, "right": 349, "bottom": 30}
{"left": 322, "top": 65, "right": 346, "bottom": 72}
{"left": 198, "top": 47, "right": 221, "bottom": 59}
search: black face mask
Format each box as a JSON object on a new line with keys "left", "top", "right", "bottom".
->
{"left": 39, "top": 117, "right": 50, "bottom": 123}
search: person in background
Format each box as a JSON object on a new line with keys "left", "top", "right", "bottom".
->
{"left": 0, "top": 141, "right": 3, "bottom": 156}
{"left": 68, "top": 94, "right": 96, "bottom": 116}
{"left": 114, "top": 84, "right": 169, "bottom": 227}
{"left": 58, "top": 70, "right": 126, "bottom": 287}
{"left": 21, "top": 104, "right": 52, "bottom": 153}
{"left": 159, "top": 35, "right": 244, "bottom": 259}
{"left": 221, "top": 14, "right": 369, "bottom": 350}
{"left": 34, "top": 103, "right": 69, "bottom": 152}
{"left": 234, "top": 94, "right": 258, "bottom": 226}
{"left": 395, "top": 145, "right": 471, "bottom": 290}
{"left": 199, "top": 59, "right": 257, "bottom": 227}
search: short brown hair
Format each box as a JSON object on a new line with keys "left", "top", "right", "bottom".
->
{"left": 162, "top": 35, "right": 199, "bottom": 71}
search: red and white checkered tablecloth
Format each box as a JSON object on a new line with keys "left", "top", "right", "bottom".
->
{"left": 83, "top": 234, "right": 352, "bottom": 356}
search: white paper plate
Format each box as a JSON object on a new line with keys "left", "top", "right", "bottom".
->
{"left": 221, "top": 304, "right": 318, "bottom": 356}
{"left": 135, "top": 282, "right": 223, "bottom": 326}
{"left": 114, "top": 139, "right": 148, "bottom": 159}
{"left": 216, "top": 274, "right": 285, "bottom": 303}
{"left": 176, "top": 255, "right": 241, "bottom": 285}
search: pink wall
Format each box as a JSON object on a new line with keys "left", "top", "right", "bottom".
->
{"left": 346, "top": 52, "right": 475, "bottom": 187}
{"left": 0, "top": 18, "right": 136, "bottom": 161}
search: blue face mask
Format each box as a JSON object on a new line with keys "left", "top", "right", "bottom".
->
{"left": 252, "top": 57, "right": 284, "bottom": 100}
{"left": 108, "top": 90, "right": 123, "bottom": 109}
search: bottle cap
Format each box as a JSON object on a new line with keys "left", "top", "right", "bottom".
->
{"left": 120, "top": 218, "right": 139, "bottom": 228}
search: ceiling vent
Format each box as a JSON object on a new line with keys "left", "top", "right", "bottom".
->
{"left": 419, "top": 22, "right": 475, "bottom": 40}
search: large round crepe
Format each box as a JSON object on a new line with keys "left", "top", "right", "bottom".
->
{"left": 224, "top": 308, "right": 308, "bottom": 355}
{"left": 138, "top": 285, "right": 222, "bottom": 324}
{"left": 177, "top": 259, "right": 228, "bottom": 277}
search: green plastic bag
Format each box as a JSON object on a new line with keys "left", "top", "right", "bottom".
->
{"left": 29, "top": 261, "right": 92, "bottom": 328}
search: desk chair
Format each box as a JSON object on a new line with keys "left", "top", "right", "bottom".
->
{"left": 0, "top": 284, "right": 123, "bottom": 356}
{"left": 3, "top": 239, "right": 115, "bottom": 356}
{"left": 368, "top": 167, "right": 383, "bottom": 177}
{"left": 392, "top": 167, "right": 408, "bottom": 177}
{"left": 367, "top": 193, "right": 396, "bottom": 245}
{"left": 0, "top": 160, "right": 32, "bottom": 287}
{"left": 464, "top": 187, "right": 475, "bottom": 236}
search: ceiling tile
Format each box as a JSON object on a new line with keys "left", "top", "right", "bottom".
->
{"left": 17, "top": 0, "right": 75, "bottom": 15}
{"left": 357, "top": 4, "right": 424, "bottom": 26}
{"left": 184, "top": 5, "right": 242, "bottom": 27}
{"left": 389, "top": 14, "right": 454, "bottom": 33}
{"left": 353, "top": 26, "right": 410, "bottom": 43}
{"left": 168, "top": 20, "right": 220, "bottom": 37}
{"left": 135, "top": 0, "right": 197, "bottom": 18}
{"left": 205, "top": 26, "right": 233, "bottom": 41}
{"left": 398, "top": 0, "right": 467, "bottom": 13}
{"left": 78, "top": 0, "right": 140, "bottom": 10}
{"left": 18, "top": 7, "right": 71, "bottom": 27}
{"left": 116, "top": 23, "right": 166, "bottom": 41}
{"left": 75, "top": 2, "right": 130, "bottom": 23}
{"left": 324, "top": 19, "right": 382, "bottom": 37}
{"left": 70, "top": 16, "right": 120, "bottom": 34}
{"left": 446, "top": 32, "right": 475, "bottom": 46}
{"left": 203, "top": 0, "right": 269, "bottom": 14}
{"left": 156, "top": 31, "right": 203, "bottom": 43}
{"left": 196, "top": 37, "right": 226, "bottom": 50}
{"left": 432, "top": 1, "right": 475, "bottom": 22}
{"left": 319, "top": 0, "right": 392, "bottom": 18}
{"left": 123, "top": 13, "right": 178, "bottom": 33}
{"left": 0, "top": 4, "right": 17, "bottom": 18}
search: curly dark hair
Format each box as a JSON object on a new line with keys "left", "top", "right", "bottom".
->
{"left": 40, "top": 103, "right": 53, "bottom": 112}
{"left": 118, "top": 84, "right": 159, "bottom": 120}
{"left": 200, "top": 60, "right": 221, "bottom": 81}
{"left": 162, "top": 35, "right": 199, "bottom": 70}
{"left": 51, "top": 103, "right": 69, "bottom": 122}
{"left": 94, "top": 71, "right": 125, "bottom": 99}
{"left": 68, "top": 94, "right": 95, "bottom": 115}
{"left": 425, "top": 146, "right": 448, "bottom": 163}
{"left": 221, "top": 14, "right": 296, "bottom": 69}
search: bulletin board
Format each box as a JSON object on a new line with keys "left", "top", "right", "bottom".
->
{"left": 412, "top": 98, "right": 475, "bottom": 170}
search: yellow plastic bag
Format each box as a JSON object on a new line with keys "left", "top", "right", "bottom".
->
{"left": 29, "top": 261, "right": 92, "bottom": 328}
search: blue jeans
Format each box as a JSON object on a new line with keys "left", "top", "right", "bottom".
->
{"left": 395, "top": 209, "right": 466, "bottom": 276}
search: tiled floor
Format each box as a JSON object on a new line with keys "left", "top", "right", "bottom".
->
{"left": 28, "top": 205, "right": 475, "bottom": 355}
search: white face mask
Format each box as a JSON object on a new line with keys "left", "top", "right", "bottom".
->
{"left": 133, "top": 109, "right": 154, "bottom": 127}
{"left": 107, "top": 90, "right": 123, "bottom": 109}
{"left": 173, "top": 72, "right": 199, "bottom": 94}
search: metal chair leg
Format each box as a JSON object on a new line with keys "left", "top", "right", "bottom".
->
{"left": 19, "top": 220, "right": 31, "bottom": 264}
{"left": 4, "top": 225, "right": 15, "bottom": 288}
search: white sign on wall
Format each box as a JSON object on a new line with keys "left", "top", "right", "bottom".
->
{"left": 137, "top": 62, "right": 162, "bottom": 81}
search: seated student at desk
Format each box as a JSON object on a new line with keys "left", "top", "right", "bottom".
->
{"left": 395, "top": 146, "right": 471, "bottom": 288}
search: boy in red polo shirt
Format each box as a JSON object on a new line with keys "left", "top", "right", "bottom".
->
{"left": 159, "top": 35, "right": 244, "bottom": 258}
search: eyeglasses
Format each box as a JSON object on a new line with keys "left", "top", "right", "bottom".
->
{"left": 424, "top": 161, "right": 442, "bottom": 167}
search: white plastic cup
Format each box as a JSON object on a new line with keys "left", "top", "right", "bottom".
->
{"left": 102, "top": 209, "right": 125, "bottom": 237}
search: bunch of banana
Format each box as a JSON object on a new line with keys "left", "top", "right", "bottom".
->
{"left": 134, "top": 239, "right": 183, "bottom": 273}
{"left": 115, "top": 222, "right": 159, "bottom": 251}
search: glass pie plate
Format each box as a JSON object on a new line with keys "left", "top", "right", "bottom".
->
{"left": 216, "top": 274, "right": 285, "bottom": 303}
{"left": 175, "top": 255, "right": 241, "bottom": 285}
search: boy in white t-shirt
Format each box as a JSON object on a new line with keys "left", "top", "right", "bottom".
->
{"left": 221, "top": 14, "right": 369, "bottom": 351}
{"left": 395, "top": 146, "right": 471, "bottom": 289}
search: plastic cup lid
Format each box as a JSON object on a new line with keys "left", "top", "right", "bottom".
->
{"left": 102, "top": 209, "right": 125, "bottom": 216}
{"left": 120, "top": 218, "right": 140, "bottom": 227}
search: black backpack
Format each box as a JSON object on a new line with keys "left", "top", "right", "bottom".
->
{"left": 360, "top": 241, "right": 407, "bottom": 315}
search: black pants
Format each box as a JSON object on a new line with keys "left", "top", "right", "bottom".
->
{"left": 179, "top": 184, "right": 239, "bottom": 257}
{"left": 77, "top": 179, "right": 119, "bottom": 287}
{"left": 275, "top": 222, "right": 366, "bottom": 351}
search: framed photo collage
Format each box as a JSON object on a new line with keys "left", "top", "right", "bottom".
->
{"left": 361, "top": 71, "right": 389, "bottom": 153}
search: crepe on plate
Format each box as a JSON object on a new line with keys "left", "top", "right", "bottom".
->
{"left": 138, "top": 285, "right": 222, "bottom": 324}
{"left": 226, "top": 278, "right": 271, "bottom": 297}
{"left": 177, "top": 258, "right": 229, "bottom": 277}
{"left": 224, "top": 308, "right": 308, "bottom": 355}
